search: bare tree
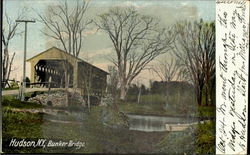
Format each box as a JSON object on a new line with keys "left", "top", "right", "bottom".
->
{"left": 173, "top": 20, "right": 215, "bottom": 106}
{"left": 151, "top": 55, "right": 183, "bottom": 82}
{"left": 199, "top": 21, "right": 215, "bottom": 106}
{"left": 2, "top": 8, "right": 26, "bottom": 88}
{"left": 96, "top": 7, "right": 174, "bottom": 100}
{"left": 37, "top": 0, "right": 91, "bottom": 105}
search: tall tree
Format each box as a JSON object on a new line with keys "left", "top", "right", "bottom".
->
{"left": 2, "top": 8, "right": 26, "bottom": 88}
{"left": 96, "top": 7, "right": 174, "bottom": 100}
{"left": 37, "top": 0, "right": 91, "bottom": 105}
{"left": 173, "top": 20, "right": 215, "bottom": 106}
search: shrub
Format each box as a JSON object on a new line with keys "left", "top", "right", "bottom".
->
{"left": 154, "top": 121, "right": 215, "bottom": 154}
{"left": 154, "top": 127, "right": 196, "bottom": 154}
{"left": 2, "top": 96, "right": 44, "bottom": 109}
{"left": 195, "top": 121, "right": 215, "bottom": 154}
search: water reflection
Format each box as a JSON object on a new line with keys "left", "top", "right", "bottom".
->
{"left": 128, "top": 114, "right": 199, "bottom": 132}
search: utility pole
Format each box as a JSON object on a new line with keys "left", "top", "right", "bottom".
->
{"left": 16, "top": 20, "right": 35, "bottom": 101}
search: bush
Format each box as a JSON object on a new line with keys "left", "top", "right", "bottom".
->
{"left": 195, "top": 121, "right": 215, "bottom": 154}
{"left": 154, "top": 121, "right": 215, "bottom": 154}
{"left": 154, "top": 127, "right": 196, "bottom": 154}
{"left": 197, "top": 106, "right": 215, "bottom": 118}
{"left": 2, "top": 96, "right": 44, "bottom": 109}
{"left": 10, "top": 80, "right": 19, "bottom": 88}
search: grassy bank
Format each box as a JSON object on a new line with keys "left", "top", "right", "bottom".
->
{"left": 2, "top": 109, "right": 44, "bottom": 153}
{"left": 3, "top": 95, "right": 44, "bottom": 109}
{"left": 154, "top": 120, "right": 215, "bottom": 154}
{"left": 119, "top": 94, "right": 215, "bottom": 118}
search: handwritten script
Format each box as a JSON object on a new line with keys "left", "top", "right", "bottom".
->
{"left": 216, "top": 0, "right": 248, "bottom": 154}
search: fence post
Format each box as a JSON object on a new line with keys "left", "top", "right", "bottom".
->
{"left": 48, "top": 76, "right": 51, "bottom": 92}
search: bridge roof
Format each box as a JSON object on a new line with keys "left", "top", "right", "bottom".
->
{"left": 27, "top": 47, "right": 109, "bottom": 74}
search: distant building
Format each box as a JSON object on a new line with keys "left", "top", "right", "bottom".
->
{"left": 27, "top": 47, "right": 108, "bottom": 96}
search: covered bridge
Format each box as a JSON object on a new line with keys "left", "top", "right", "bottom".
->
{"left": 27, "top": 47, "right": 108, "bottom": 96}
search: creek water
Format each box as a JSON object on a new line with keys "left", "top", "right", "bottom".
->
{"left": 127, "top": 114, "right": 199, "bottom": 132}
{"left": 41, "top": 108, "right": 199, "bottom": 132}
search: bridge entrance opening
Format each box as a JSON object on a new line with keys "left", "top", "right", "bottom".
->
{"left": 34, "top": 59, "right": 73, "bottom": 88}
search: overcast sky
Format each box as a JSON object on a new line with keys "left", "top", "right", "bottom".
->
{"left": 3, "top": 0, "right": 215, "bottom": 86}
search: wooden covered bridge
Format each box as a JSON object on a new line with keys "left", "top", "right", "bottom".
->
{"left": 27, "top": 47, "right": 108, "bottom": 97}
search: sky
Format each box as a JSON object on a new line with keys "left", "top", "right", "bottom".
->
{"left": 2, "top": 0, "right": 215, "bottom": 86}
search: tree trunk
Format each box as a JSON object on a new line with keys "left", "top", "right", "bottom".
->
{"left": 120, "top": 83, "right": 127, "bottom": 101}
{"left": 210, "top": 81, "right": 215, "bottom": 106}
{"left": 196, "top": 90, "right": 202, "bottom": 106}
{"left": 87, "top": 92, "right": 90, "bottom": 112}
{"left": 205, "top": 84, "right": 209, "bottom": 106}
{"left": 6, "top": 52, "right": 15, "bottom": 87}
{"left": 165, "top": 83, "right": 169, "bottom": 105}
{"left": 73, "top": 60, "right": 78, "bottom": 89}
{"left": 120, "top": 88, "right": 127, "bottom": 101}
{"left": 2, "top": 47, "right": 8, "bottom": 88}
{"left": 2, "top": 46, "right": 15, "bottom": 88}
{"left": 137, "top": 85, "right": 141, "bottom": 104}
{"left": 65, "top": 72, "right": 70, "bottom": 107}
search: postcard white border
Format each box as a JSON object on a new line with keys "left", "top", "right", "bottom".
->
{"left": 216, "top": 0, "right": 249, "bottom": 154}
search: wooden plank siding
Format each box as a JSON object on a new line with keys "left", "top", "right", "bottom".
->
{"left": 77, "top": 61, "right": 108, "bottom": 97}
{"left": 27, "top": 47, "right": 108, "bottom": 97}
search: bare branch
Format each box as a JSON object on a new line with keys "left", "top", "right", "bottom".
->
{"left": 37, "top": 0, "right": 90, "bottom": 58}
